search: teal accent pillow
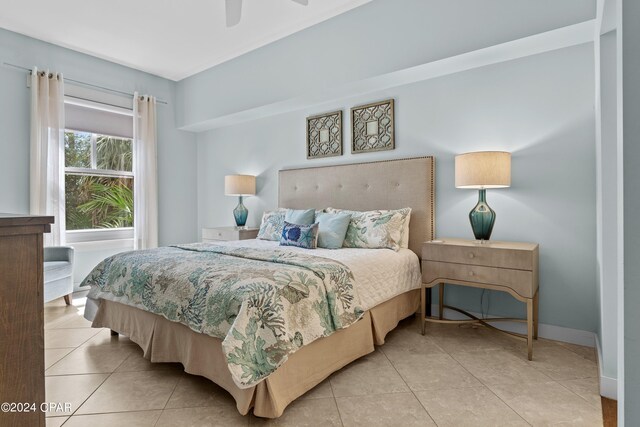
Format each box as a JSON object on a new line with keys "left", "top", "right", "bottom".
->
{"left": 280, "top": 221, "right": 319, "bottom": 249}
{"left": 285, "top": 209, "right": 316, "bottom": 225}
{"left": 316, "top": 212, "right": 352, "bottom": 249}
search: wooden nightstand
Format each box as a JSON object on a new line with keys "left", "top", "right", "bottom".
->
{"left": 202, "top": 226, "right": 259, "bottom": 242}
{"left": 421, "top": 238, "right": 539, "bottom": 360}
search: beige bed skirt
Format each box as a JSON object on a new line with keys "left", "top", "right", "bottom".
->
{"left": 91, "top": 289, "right": 419, "bottom": 418}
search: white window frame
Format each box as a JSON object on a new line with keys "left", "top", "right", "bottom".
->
{"left": 63, "top": 127, "right": 135, "bottom": 243}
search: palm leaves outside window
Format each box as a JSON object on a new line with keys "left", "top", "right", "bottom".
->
{"left": 64, "top": 131, "right": 134, "bottom": 230}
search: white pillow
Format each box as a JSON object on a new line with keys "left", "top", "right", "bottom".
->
{"left": 399, "top": 210, "right": 411, "bottom": 249}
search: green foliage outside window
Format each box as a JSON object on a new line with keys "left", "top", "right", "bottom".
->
{"left": 65, "top": 131, "right": 134, "bottom": 230}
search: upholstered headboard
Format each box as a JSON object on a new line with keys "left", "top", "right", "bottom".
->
{"left": 279, "top": 157, "right": 435, "bottom": 257}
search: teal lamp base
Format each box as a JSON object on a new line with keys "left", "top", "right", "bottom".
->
{"left": 469, "top": 189, "right": 496, "bottom": 241}
{"left": 233, "top": 196, "right": 248, "bottom": 228}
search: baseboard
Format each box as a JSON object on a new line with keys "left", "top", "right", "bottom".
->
{"left": 430, "top": 304, "right": 595, "bottom": 347}
{"left": 595, "top": 335, "right": 618, "bottom": 400}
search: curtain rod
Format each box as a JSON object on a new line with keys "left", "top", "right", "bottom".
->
{"left": 2, "top": 62, "right": 168, "bottom": 105}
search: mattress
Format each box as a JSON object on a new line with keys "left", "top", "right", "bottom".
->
{"left": 211, "top": 238, "right": 422, "bottom": 311}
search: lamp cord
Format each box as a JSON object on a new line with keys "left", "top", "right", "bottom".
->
{"left": 480, "top": 289, "right": 490, "bottom": 320}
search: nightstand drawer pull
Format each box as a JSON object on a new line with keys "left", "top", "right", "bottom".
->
{"left": 468, "top": 271, "right": 475, "bottom": 277}
{"left": 468, "top": 253, "right": 475, "bottom": 259}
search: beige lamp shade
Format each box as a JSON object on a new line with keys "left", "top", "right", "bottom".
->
{"left": 224, "top": 175, "right": 256, "bottom": 196}
{"left": 455, "top": 151, "right": 511, "bottom": 189}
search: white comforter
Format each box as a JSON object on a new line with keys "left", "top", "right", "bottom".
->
{"left": 218, "top": 239, "right": 422, "bottom": 311}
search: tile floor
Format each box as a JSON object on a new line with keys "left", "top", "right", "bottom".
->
{"left": 44, "top": 296, "right": 604, "bottom": 426}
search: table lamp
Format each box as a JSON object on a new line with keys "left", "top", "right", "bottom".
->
{"left": 224, "top": 175, "right": 256, "bottom": 228}
{"left": 455, "top": 151, "right": 511, "bottom": 240}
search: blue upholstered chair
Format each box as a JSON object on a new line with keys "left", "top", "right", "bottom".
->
{"left": 44, "top": 246, "right": 74, "bottom": 305}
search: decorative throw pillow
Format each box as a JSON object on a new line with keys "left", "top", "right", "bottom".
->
{"left": 257, "top": 209, "right": 286, "bottom": 241}
{"left": 326, "top": 207, "right": 412, "bottom": 251}
{"left": 316, "top": 212, "right": 352, "bottom": 249}
{"left": 280, "top": 221, "right": 319, "bottom": 249}
{"left": 284, "top": 209, "right": 316, "bottom": 225}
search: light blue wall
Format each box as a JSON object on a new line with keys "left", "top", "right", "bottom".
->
{"left": 623, "top": 0, "right": 640, "bottom": 421}
{"left": 197, "top": 43, "right": 597, "bottom": 333}
{"left": 177, "top": 0, "right": 595, "bottom": 130}
{"left": 0, "top": 28, "right": 198, "bottom": 247}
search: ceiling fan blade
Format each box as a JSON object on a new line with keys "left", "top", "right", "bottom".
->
{"left": 291, "top": 0, "right": 309, "bottom": 5}
{"left": 225, "top": 0, "right": 242, "bottom": 27}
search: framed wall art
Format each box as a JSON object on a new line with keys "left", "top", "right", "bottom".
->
{"left": 306, "top": 110, "right": 343, "bottom": 159}
{"left": 351, "top": 99, "right": 395, "bottom": 154}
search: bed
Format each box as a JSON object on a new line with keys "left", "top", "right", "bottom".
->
{"left": 83, "top": 156, "right": 435, "bottom": 418}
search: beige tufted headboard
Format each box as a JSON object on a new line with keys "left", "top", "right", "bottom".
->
{"left": 279, "top": 156, "right": 435, "bottom": 257}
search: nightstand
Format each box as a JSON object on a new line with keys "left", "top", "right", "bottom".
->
{"left": 202, "top": 226, "right": 259, "bottom": 242}
{"left": 421, "top": 238, "right": 539, "bottom": 360}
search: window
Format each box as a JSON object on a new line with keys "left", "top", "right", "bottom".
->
{"left": 63, "top": 98, "right": 134, "bottom": 242}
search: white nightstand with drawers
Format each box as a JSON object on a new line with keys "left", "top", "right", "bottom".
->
{"left": 202, "top": 226, "right": 259, "bottom": 242}
{"left": 421, "top": 238, "right": 539, "bottom": 360}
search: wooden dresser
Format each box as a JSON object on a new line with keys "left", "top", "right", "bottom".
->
{"left": 0, "top": 214, "right": 53, "bottom": 427}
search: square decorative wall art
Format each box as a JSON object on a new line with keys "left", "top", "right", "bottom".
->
{"left": 306, "top": 110, "right": 343, "bottom": 159}
{"left": 351, "top": 99, "right": 395, "bottom": 153}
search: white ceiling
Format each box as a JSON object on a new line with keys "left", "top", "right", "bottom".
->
{"left": 0, "top": 0, "right": 371, "bottom": 81}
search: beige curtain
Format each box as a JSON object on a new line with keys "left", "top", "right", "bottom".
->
{"left": 30, "top": 67, "right": 65, "bottom": 246}
{"left": 133, "top": 92, "right": 158, "bottom": 249}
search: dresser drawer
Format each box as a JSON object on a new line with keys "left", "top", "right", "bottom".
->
{"left": 423, "top": 242, "right": 535, "bottom": 270}
{"left": 422, "top": 260, "right": 536, "bottom": 298}
{"left": 203, "top": 228, "right": 238, "bottom": 241}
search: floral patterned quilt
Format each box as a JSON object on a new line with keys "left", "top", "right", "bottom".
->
{"left": 82, "top": 243, "right": 365, "bottom": 388}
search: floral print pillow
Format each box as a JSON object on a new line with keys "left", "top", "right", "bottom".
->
{"left": 326, "top": 207, "right": 412, "bottom": 251}
{"left": 257, "top": 209, "right": 286, "bottom": 241}
{"left": 280, "top": 221, "right": 319, "bottom": 249}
